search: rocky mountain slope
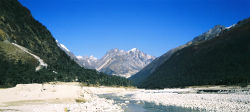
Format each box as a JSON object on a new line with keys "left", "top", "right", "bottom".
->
{"left": 97, "top": 48, "right": 155, "bottom": 78}
{"left": 75, "top": 48, "right": 155, "bottom": 78}
{"left": 0, "top": 0, "right": 131, "bottom": 87}
{"left": 137, "top": 18, "right": 250, "bottom": 89}
{"left": 76, "top": 55, "right": 98, "bottom": 69}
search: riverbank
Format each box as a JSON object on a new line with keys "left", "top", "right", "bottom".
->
{"left": 0, "top": 83, "right": 249, "bottom": 112}
{"left": 113, "top": 86, "right": 250, "bottom": 112}
{"left": 0, "top": 82, "right": 125, "bottom": 112}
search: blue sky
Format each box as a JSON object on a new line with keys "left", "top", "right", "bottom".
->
{"left": 19, "top": 0, "right": 250, "bottom": 58}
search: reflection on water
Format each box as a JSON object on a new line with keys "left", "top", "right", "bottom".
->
{"left": 98, "top": 94, "right": 204, "bottom": 112}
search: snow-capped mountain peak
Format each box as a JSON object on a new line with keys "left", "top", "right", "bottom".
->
{"left": 110, "top": 48, "right": 119, "bottom": 52}
{"left": 76, "top": 48, "right": 155, "bottom": 78}
{"left": 192, "top": 25, "right": 226, "bottom": 42}
{"left": 56, "top": 40, "right": 88, "bottom": 68}
{"left": 56, "top": 40, "right": 155, "bottom": 78}
{"left": 76, "top": 56, "right": 83, "bottom": 60}
{"left": 56, "top": 40, "right": 70, "bottom": 53}
{"left": 89, "top": 55, "right": 98, "bottom": 61}
{"left": 226, "top": 24, "right": 236, "bottom": 29}
{"left": 76, "top": 55, "right": 97, "bottom": 61}
{"left": 129, "top": 48, "right": 139, "bottom": 52}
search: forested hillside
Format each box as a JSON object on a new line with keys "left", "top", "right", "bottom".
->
{"left": 0, "top": 0, "right": 131, "bottom": 87}
{"left": 139, "top": 18, "right": 250, "bottom": 89}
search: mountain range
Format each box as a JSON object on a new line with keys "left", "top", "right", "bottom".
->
{"left": 93, "top": 48, "right": 155, "bottom": 78}
{"left": 56, "top": 44, "right": 155, "bottom": 78}
{"left": 131, "top": 18, "right": 250, "bottom": 89}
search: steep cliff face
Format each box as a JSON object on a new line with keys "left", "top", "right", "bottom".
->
{"left": 0, "top": 0, "right": 131, "bottom": 87}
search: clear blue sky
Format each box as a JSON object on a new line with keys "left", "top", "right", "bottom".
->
{"left": 18, "top": 0, "right": 250, "bottom": 58}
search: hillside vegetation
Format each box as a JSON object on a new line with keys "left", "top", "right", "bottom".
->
{"left": 139, "top": 18, "right": 250, "bottom": 89}
{"left": 0, "top": 0, "right": 131, "bottom": 87}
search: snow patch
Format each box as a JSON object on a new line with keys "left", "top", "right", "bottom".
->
{"left": 129, "top": 48, "right": 138, "bottom": 52}
{"left": 226, "top": 24, "right": 236, "bottom": 29}
{"left": 97, "top": 58, "right": 112, "bottom": 71}
{"left": 56, "top": 40, "right": 70, "bottom": 52}
{"left": 76, "top": 56, "right": 83, "bottom": 60}
{"left": 89, "top": 55, "right": 98, "bottom": 61}
{"left": 59, "top": 43, "right": 70, "bottom": 52}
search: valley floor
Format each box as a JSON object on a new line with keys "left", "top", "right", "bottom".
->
{"left": 0, "top": 83, "right": 249, "bottom": 112}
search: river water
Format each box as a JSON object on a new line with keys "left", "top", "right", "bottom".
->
{"left": 98, "top": 93, "right": 203, "bottom": 112}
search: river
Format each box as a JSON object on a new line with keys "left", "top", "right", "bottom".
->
{"left": 99, "top": 93, "right": 203, "bottom": 112}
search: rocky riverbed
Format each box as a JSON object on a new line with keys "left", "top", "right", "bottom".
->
{"left": 0, "top": 83, "right": 249, "bottom": 112}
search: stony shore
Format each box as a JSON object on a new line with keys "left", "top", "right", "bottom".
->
{"left": 0, "top": 83, "right": 249, "bottom": 112}
{"left": 0, "top": 83, "right": 126, "bottom": 112}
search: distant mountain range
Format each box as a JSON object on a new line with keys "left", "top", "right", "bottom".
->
{"left": 93, "top": 48, "right": 155, "bottom": 78}
{"left": 131, "top": 18, "right": 250, "bottom": 89}
{"left": 56, "top": 43, "right": 155, "bottom": 78}
{"left": 76, "top": 55, "right": 98, "bottom": 69}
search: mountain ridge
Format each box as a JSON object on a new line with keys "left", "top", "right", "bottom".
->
{"left": 75, "top": 48, "right": 155, "bottom": 78}
{"left": 130, "top": 24, "right": 230, "bottom": 85}
{"left": 97, "top": 48, "right": 155, "bottom": 78}
{"left": 55, "top": 40, "right": 155, "bottom": 78}
{"left": 137, "top": 18, "right": 250, "bottom": 88}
